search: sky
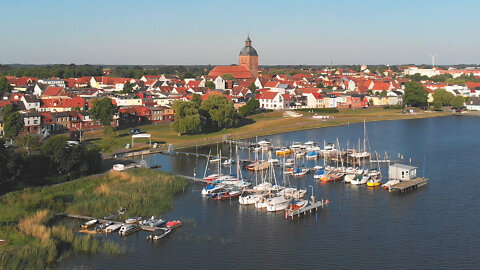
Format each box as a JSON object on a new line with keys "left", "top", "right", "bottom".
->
{"left": 1, "top": 0, "right": 480, "bottom": 65}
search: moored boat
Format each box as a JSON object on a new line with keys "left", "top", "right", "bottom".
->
{"left": 81, "top": 219, "right": 98, "bottom": 229}
{"left": 125, "top": 217, "right": 142, "bottom": 224}
{"left": 166, "top": 220, "right": 183, "bottom": 229}
{"left": 146, "top": 227, "right": 171, "bottom": 240}
{"left": 119, "top": 224, "right": 140, "bottom": 236}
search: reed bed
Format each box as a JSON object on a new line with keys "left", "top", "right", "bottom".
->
{"left": 0, "top": 169, "right": 187, "bottom": 269}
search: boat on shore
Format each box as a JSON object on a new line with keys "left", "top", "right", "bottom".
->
{"left": 81, "top": 219, "right": 98, "bottom": 229}
{"left": 125, "top": 217, "right": 142, "bottom": 224}
{"left": 105, "top": 223, "right": 122, "bottom": 233}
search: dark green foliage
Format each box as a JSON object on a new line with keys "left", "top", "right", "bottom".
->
{"left": 248, "top": 82, "right": 257, "bottom": 93}
{"left": 432, "top": 89, "right": 454, "bottom": 108}
{"left": 89, "top": 98, "right": 117, "bottom": 127}
{"left": 171, "top": 100, "right": 206, "bottom": 135}
{"left": 0, "top": 139, "right": 22, "bottom": 188}
{"left": 0, "top": 64, "right": 103, "bottom": 78}
{"left": 42, "top": 136, "right": 102, "bottom": 177}
{"left": 451, "top": 96, "right": 465, "bottom": 109}
{"left": 221, "top": 73, "right": 235, "bottom": 80}
{"left": 403, "top": 81, "right": 429, "bottom": 107}
{"left": 316, "top": 82, "right": 324, "bottom": 88}
{"left": 16, "top": 134, "right": 42, "bottom": 155}
{"left": 121, "top": 81, "right": 134, "bottom": 94}
{"left": 191, "top": 93, "right": 202, "bottom": 107}
{"left": 205, "top": 81, "right": 215, "bottom": 90}
{"left": 0, "top": 76, "right": 12, "bottom": 94}
{"left": 200, "top": 94, "right": 239, "bottom": 130}
{"left": 2, "top": 105, "right": 24, "bottom": 140}
{"left": 238, "top": 98, "right": 260, "bottom": 116}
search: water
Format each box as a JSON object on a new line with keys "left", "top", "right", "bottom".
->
{"left": 59, "top": 116, "right": 480, "bottom": 269}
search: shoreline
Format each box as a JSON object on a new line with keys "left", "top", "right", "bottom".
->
{"left": 109, "top": 110, "right": 451, "bottom": 157}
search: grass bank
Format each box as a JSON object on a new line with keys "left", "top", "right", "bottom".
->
{"left": 84, "top": 108, "right": 451, "bottom": 153}
{"left": 0, "top": 169, "right": 187, "bottom": 269}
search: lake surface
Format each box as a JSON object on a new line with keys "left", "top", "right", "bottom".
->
{"left": 59, "top": 116, "right": 480, "bottom": 269}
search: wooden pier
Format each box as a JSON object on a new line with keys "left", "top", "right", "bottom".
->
{"left": 285, "top": 199, "right": 329, "bottom": 219}
{"left": 57, "top": 213, "right": 162, "bottom": 233}
{"left": 388, "top": 177, "right": 428, "bottom": 193}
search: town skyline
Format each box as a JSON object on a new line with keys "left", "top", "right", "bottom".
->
{"left": 2, "top": 0, "right": 480, "bottom": 66}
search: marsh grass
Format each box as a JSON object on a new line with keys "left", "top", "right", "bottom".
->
{"left": 0, "top": 169, "right": 187, "bottom": 269}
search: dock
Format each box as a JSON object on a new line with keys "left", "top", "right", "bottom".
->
{"left": 388, "top": 177, "right": 428, "bottom": 193}
{"left": 57, "top": 213, "right": 162, "bottom": 233}
{"left": 285, "top": 199, "right": 329, "bottom": 219}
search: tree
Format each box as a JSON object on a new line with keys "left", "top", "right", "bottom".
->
{"left": 200, "top": 94, "right": 239, "bottom": 130}
{"left": 451, "top": 96, "right": 465, "bottom": 109}
{"left": 2, "top": 105, "right": 24, "bottom": 140}
{"left": 248, "top": 82, "right": 257, "bottom": 94}
{"left": 0, "top": 76, "right": 12, "bottom": 94}
{"left": 89, "top": 98, "right": 117, "bottom": 128}
{"left": 205, "top": 81, "right": 215, "bottom": 90}
{"left": 316, "top": 82, "right": 324, "bottom": 88}
{"left": 42, "top": 135, "right": 101, "bottom": 176}
{"left": 0, "top": 138, "right": 22, "bottom": 187}
{"left": 221, "top": 73, "right": 235, "bottom": 80}
{"left": 191, "top": 93, "right": 203, "bottom": 107}
{"left": 432, "top": 89, "right": 454, "bottom": 107}
{"left": 238, "top": 98, "right": 260, "bottom": 117}
{"left": 16, "top": 134, "right": 42, "bottom": 155}
{"left": 171, "top": 101, "right": 206, "bottom": 135}
{"left": 121, "top": 81, "right": 134, "bottom": 94}
{"left": 379, "top": 90, "right": 387, "bottom": 97}
{"left": 403, "top": 81, "right": 428, "bottom": 107}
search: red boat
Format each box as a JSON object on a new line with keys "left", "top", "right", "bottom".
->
{"left": 166, "top": 220, "right": 183, "bottom": 229}
{"left": 213, "top": 190, "right": 242, "bottom": 200}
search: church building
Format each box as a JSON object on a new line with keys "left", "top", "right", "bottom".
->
{"left": 208, "top": 36, "right": 259, "bottom": 79}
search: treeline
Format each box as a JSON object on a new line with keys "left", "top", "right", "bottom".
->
{"left": 0, "top": 136, "right": 102, "bottom": 193}
{"left": 107, "top": 65, "right": 213, "bottom": 79}
{"left": 0, "top": 64, "right": 103, "bottom": 78}
{"left": 406, "top": 73, "right": 480, "bottom": 85}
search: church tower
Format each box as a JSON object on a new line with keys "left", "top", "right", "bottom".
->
{"left": 239, "top": 36, "right": 259, "bottom": 77}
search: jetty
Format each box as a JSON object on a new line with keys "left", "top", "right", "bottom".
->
{"left": 285, "top": 199, "right": 329, "bottom": 219}
{"left": 388, "top": 177, "right": 428, "bottom": 193}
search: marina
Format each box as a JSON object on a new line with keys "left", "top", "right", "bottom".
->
{"left": 59, "top": 116, "right": 480, "bottom": 270}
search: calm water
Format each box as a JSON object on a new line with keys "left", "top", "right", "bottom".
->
{"left": 59, "top": 116, "right": 480, "bottom": 269}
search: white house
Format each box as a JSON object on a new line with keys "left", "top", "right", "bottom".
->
{"left": 305, "top": 93, "right": 323, "bottom": 108}
{"left": 258, "top": 91, "right": 290, "bottom": 110}
{"left": 466, "top": 97, "right": 480, "bottom": 111}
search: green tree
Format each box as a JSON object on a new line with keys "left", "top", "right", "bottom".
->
{"left": 379, "top": 91, "right": 387, "bottom": 97}
{"left": 191, "top": 93, "right": 203, "bottom": 107}
{"left": 403, "top": 81, "right": 428, "bottom": 107}
{"left": 432, "top": 89, "right": 454, "bottom": 107}
{"left": 171, "top": 101, "right": 206, "bottom": 135}
{"left": 316, "top": 82, "right": 324, "bottom": 88}
{"left": 121, "top": 81, "right": 134, "bottom": 94}
{"left": 248, "top": 82, "right": 257, "bottom": 94}
{"left": 205, "top": 81, "right": 215, "bottom": 90}
{"left": 0, "top": 76, "right": 12, "bottom": 94}
{"left": 16, "top": 133, "right": 42, "bottom": 155}
{"left": 2, "top": 105, "right": 24, "bottom": 139}
{"left": 238, "top": 98, "right": 260, "bottom": 117}
{"left": 221, "top": 73, "right": 235, "bottom": 80}
{"left": 200, "top": 94, "right": 239, "bottom": 130}
{"left": 89, "top": 98, "right": 117, "bottom": 128}
{"left": 451, "top": 96, "right": 465, "bottom": 109}
{"left": 0, "top": 138, "right": 22, "bottom": 187}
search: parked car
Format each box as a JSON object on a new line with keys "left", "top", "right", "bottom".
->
{"left": 130, "top": 128, "right": 141, "bottom": 134}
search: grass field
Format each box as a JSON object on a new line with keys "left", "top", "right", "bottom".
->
{"left": 84, "top": 108, "right": 450, "bottom": 153}
{"left": 0, "top": 169, "right": 187, "bottom": 269}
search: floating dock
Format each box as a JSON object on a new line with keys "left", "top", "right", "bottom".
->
{"left": 388, "top": 178, "right": 428, "bottom": 193}
{"left": 285, "top": 199, "right": 329, "bottom": 219}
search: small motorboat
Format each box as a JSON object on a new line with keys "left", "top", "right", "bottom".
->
{"left": 141, "top": 216, "right": 166, "bottom": 227}
{"left": 95, "top": 221, "right": 113, "bottom": 232}
{"left": 81, "top": 219, "right": 98, "bottom": 229}
{"left": 367, "top": 178, "right": 382, "bottom": 187}
{"left": 293, "top": 168, "right": 309, "bottom": 177}
{"left": 117, "top": 207, "right": 127, "bottom": 215}
{"left": 119, "top": 224, "right": 140, "bottom": 236}
{"left": 105, "top": 223, "right": 122, "bottom": 233}
{"left": 213, "top": 190, "right": 242, "bottom": 201}
{"left": 382, "top": 180, "right": 400, "bottom": 189}
{"left": 146, "top": 228, "right": 171, "bottom": 241}
{"left": 287, "top": 199, "right": 309, "bottom": 211}
{"left": 239, "top": 193, "right": 264, "bottom": 205}
{"left": 125, "top": 217, "right": 142, "bottom": 224}
{"left": 166, "top": 220, "right": 183, "bottom": 229}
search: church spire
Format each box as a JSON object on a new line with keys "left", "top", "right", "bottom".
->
{"left": 245, "top": 35, "right": 252, "bottom": 47}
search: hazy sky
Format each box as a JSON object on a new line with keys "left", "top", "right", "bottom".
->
{"left": 1, "top": 0, "right": 479, "bottom": 65}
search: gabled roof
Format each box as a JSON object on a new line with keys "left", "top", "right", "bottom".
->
{"left": 258, "top": 91, "right": 280, "bottom": 100}
{"left": 208, "top": 65, "right": 253, "bottom": 79}
{"left": 42, "top": 87, "right": 63, "bottom": 97}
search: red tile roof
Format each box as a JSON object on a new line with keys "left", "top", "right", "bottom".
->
{"left": 41, "top": 97, "right": 85, "bottom": 109}
{"left": 258, "top": 91, "right": 279, "bottom": 100}
{"left": 208, "top": 65, "right": 253, "bottom": 79}
{"left": 42, "top": 87, "right": 64, "bottom": 97}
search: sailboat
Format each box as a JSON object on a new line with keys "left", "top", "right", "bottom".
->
{"left": 350, "top": 119, "right": 371, "bottom": 159}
